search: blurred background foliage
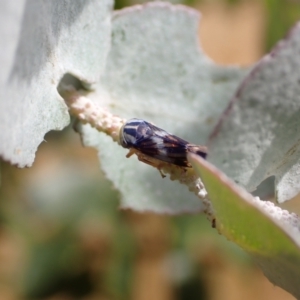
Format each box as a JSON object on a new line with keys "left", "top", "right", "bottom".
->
{"left": 1, "top": 0, "right": 300, "bottom": 299}
{"left": 115, "top": 0, "right": 300, "bottom": 54}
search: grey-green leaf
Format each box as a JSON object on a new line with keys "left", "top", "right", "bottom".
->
{"left": 208, "top": 22, "right": 300, "bottom": 204}
{"left": 0, "top": 0, "right": 112, "bottom": 166}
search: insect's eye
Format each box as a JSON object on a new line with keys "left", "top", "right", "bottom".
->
{"left": 119, "top": 124, "right": 128, "bottom": 148}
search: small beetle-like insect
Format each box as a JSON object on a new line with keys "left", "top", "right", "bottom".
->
{"left": 119, "top": 118, "right": 207, "bottom": 172}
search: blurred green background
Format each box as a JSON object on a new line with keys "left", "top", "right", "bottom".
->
{"left": 1, "top": 0, "right": 299, "bottom": 299}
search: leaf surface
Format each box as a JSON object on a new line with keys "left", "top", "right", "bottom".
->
{"left": 0, "top": 0, "right": 112, "bottom": 166}
{"left": 209, "top": 22, "right": 300, "bottom": 204}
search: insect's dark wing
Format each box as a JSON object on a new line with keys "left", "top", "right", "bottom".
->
{"left": 125, "top": 120, "right": 208, "bottom": 167}
{"left": 136, "top": 137, "right": 190, "bottom": 166}
{"left": 135, "top": 123, "right": 191, "bottom": 167}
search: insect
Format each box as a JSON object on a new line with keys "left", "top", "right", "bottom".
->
{"left": 119, "top": 118, "right": 207, "bottom": 173}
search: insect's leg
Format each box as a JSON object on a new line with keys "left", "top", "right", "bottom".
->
{"left": 157, "top": 168, "right": 166, "bottom": 178}
{"left": 212, "top": 218, "right": 216, "bottom": 228}
{"left": 126, "top": 148, "right": 136, "bottom": 158}
{"left": 125, "top": 149, "right": 166, "bottom": 178}
{"left": 136, "top": 154, "right": 166, "bottom": 178}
